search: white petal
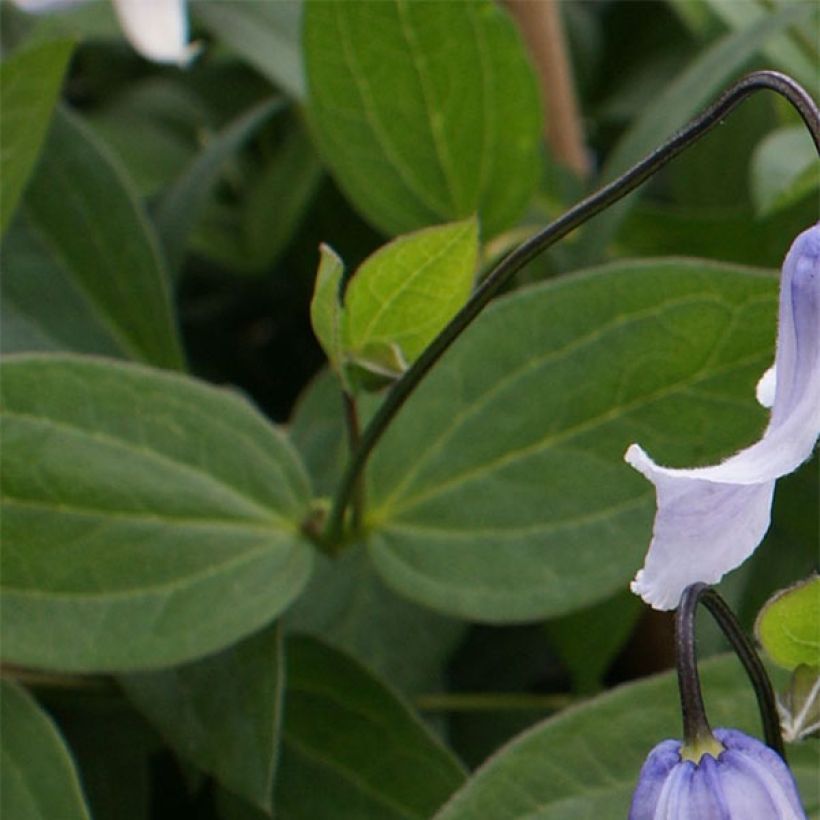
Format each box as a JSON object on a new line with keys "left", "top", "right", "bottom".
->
{"left": 627, "top": 223, "right": 820, "bottom": 610}
{"left": 756, "top": 365, "right": 776, "bottom": 408}
{"left": 111, "top": 0, "right": 199, "bottom": 66}
{"left": 9, "top": 0, "right": 87, "bottom": 12}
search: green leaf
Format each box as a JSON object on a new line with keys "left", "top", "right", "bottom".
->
{"left": 752, "top": 126, "right": 820, "bottom": 218}
{"left": 0, "top": 38, "right": 74, "bottom": 235}
{"left": 195, "top": 1, "right": 305, "bottom": 99}
{"left": 755, "top": 576, "right": 820, "bottom": 670}
{"left": 276, "top": 637, "right": 467, "bottom": 818}
{"left": 1, "top": 681, "right": 91, "bottom": 820}
{"left": 366, "top": 259, "right": 777, "bottom": 621}
{"left": 286, "top": 546, "right": 465, "bottom": 695}
{"left": 544, "top": 591, "right": 643, "bottom": 693}
{"left": 304, "top": 0, "right": 542, "bottom": 237}
{"left": 309, "top": 245, "right": 345, "bottom": 373}
{"left": 15, "top": 107, "right": 183, "bottom": 369}
{"left": 580, "top": 2, "right": 813, "bottom": 262}
{"left": 0, "top": 354, "right": 314, "bottom": 671}
{"left": 433, "top": 655, "right": 820, "bottom": 819}
{"left": 155, "top": 97, "right": 285, "bottom": 275}
{"left": 343, "top": 218, "right": 478, "bottom": 379}
{"left": 121, "top": 623, "right": 284, "bottom": 812}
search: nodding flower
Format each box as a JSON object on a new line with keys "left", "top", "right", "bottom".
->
{"left": 626, "top": 223, "right": 820, "bottom": 610}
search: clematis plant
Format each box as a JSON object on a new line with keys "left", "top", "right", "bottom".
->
{"left": 626, "top": 223, "right": 820, "bottom": 610}
{"left": 10, "top": 0, "right": 198, "bottom": 66}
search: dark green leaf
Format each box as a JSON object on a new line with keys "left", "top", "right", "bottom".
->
{"left": 121, "top": 623, "right": 284, "bottom": 812}
{"left": 276, "top": 637, "right": 467, "bottom": 818}
{"left": 0, "top": 38, "right": 74, "bottom": 235}
{"left": 0, "top": 354, "right": 314, "bottom": 671}
{"left": 1, "top": 681, "right": 91, "bottom": 820}
{"left": 367, "top": 260, "right": 777, "bottom": 621}
{"left": 434, "top": 655, "right": 820, "bottom": 818}
{"left": 155, "top": 97, "right": 285, "bottom": 274}
{"left": 304, "top": 0, "right": 542, "bottom": 236}
{"left": 19, "top": 107, "right": 183, "bottom": 369}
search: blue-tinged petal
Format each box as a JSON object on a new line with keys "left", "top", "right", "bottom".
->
{"left": 627, "top": 223, "right": 820, "bottom": 610}
{"left": 629, "top": 740, "right": 682, "bottom": 819}
{"left": 111, "top": 0, "right": 199, "bottom": 66}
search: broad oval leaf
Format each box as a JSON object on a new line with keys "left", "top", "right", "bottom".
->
{"left": 344, "top": 218, "right": 478, "bottom": 379}
{"left": 0, "top": 39, "right": 74, "bottom": 235}
{"left": 434, "top": 656, "right": 820, "bottom": 819}
{"left": 0, "top": 354, "right": 314, "bottom": 671}
{"left": 1, "top": 680, "right": 91, "bottom": 820}
{"left": 755, "top": 576, "right": 820, "bottom": 670}
{"left": 4, "top": 107, "right": 183, "bottom": 369}
{"left": 121, "top": 623, "right": 284, "bottom": 812}
{"left": 366, "top": 259, "right": 777, "bottom": 621}
{"left": 275, "top": 636, "right": 467, "bottom": 818}
{"left": 304, "top": 0, "right": 542, "bottom": 237}
{"left": 309, "top": 245, "right": 345, "bottom": 373}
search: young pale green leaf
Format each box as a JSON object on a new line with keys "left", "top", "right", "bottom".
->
{"left": 0, "top": 38, "right": 74, "bottom": 235}
{"left": 121, "top": 623, "right": 284, "bottom": 812}
{"left": 343, "top": 218, "right": 478, "bottom": 381}
{"left": 309, "top": 245, "right": 345, "bottom": 372}
{"left": 0, "top": 354, "right": 314, "bottom": 672}
{"left": 1, "top": 681, "right": 92, "bottom": 820}
{"left": 304, "top": 0, "right": 542, "bottom": 237}
{"left": 154, "top": 97, "right": 285, "bottom": 275}
{"left": 276, "top": 637, "right": 467, "bottom": 818}
{"left": 16, "top": 107, "right": 183, "bottom": 369}
{"left": 434, "top": 656, "right": 820, "bottom": 819}
{"left": 366, "top": 259, "right": 778, "bottom": 621}
{"left": 751, "top": 126, "right": 820, "bottom": 218}
{"left": 755, "top": 576, "right": 820, "bottom": 670}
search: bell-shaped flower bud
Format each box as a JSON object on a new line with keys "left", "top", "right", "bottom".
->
{"left": 629, "top": 728, "right": 806, "bottom": 819}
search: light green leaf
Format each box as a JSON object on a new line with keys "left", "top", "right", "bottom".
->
{"left": 276, "top": 637, "right": 467, "bottom": 818}
{"left": 367, "top": 259, "right": 777, "bottom": 621}
{"left": 1, "top": 680, "right": 91, "bottom": 820}
{"left": 434, "top": 655, "right": 820, "bottom": 819}
{"left": 755, "top": 576, "right": 820, "bottom": 670}
{"left": 304, "top": 0, "right": 542, "bottom": 237}
{"left": 194, "top": 1, "right": 305, "bottom": 99}
{"left": 580, "top": 2, "right": 812, "bottom": 262}
{"left": 0, "top": 38, "right": 74, "bottom": 235}
{"left": 309, "top": 245, "right": 345, "bottom": 372}
{"left": 121, "top": 623, "right": 284, "bottom": 812}
{"left": 343, "top": 218, "right": 478, "bottom": 380}
{"left": 155, "top": 97, "right": 285, "bottom": 274}
{"left": 0, "top": 354, "right": 314, "bottom": 671}
{"left": 752, "top": 126, "right": 820, "bottom": 218}
{"left": 15, "top": 107, "right": 183, "bottom": 369}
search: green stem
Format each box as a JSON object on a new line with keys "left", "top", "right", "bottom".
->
{"left": 342, "top": 391, "right": 364, "bottom": 534}
{"left": 323, "top": 70, "right": 820, "bottom": 544}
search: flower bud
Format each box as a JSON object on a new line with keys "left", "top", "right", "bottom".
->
{"left": 629, "top": 728, "right": 805, "bottom": 819}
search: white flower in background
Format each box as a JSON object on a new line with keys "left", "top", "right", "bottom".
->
{"left": 627, "top": 222, "right": 820, "bottom": 610}
{"left": 11, "top": 0, "right": 198, "bottom": 66}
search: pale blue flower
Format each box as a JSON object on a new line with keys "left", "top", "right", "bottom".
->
{"left": 626, "top": 223, "right": 820, "bottom": 610}
{"left": 630, "top": 728, "right": 806, "bottom": 819}
{"left": 11, "top": 0, "right": 198, "bottom": 66}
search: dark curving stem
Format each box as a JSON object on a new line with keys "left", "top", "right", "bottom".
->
{"left": 677, "top": 584, "right": 786, "bottom": 760}
{"left": 323, "top": 70, "right": 820, "bottom": 543}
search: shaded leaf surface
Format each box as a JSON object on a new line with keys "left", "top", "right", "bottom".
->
{"left": 276, "top": 636, "right": 466, "bottom": 818}
{"left": 0, "top": 354, "right": 313, "bottom": 671}
{"left": 367, "top": 260, "right": 777, "bottom": 621}
{"left": 121, "top": 623, "right": 284, "bottom": 811}
{"left": 1, "top": 681, "right": 91, "bottom": 820}
{"left": 0, "top": 38, "right": 73, "bottom": 234}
